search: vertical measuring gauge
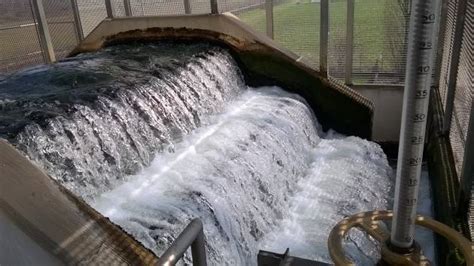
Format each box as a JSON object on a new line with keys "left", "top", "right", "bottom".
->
{"left": 391, "top": 0, "right": 441, "bottom": 249}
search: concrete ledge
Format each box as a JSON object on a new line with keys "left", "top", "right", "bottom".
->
{"left": 71, "top": 13, "right": 374, "bottom": 139}
{"left": 0, "top": 139, "right": 157, "bottom": 264}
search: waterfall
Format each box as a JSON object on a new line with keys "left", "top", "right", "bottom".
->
{"left": 0, "top": 42, "right": 245, "bottom": 200}
{"left": 0, "top": 43, "right": 397, "bottom": 265}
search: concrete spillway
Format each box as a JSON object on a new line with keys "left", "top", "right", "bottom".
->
{"left": 0, "top": 14, "right": 387, "bottom": 265}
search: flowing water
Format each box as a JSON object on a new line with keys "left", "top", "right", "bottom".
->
{"left": 0, "top": 42, "right": 409, "bottom": 265}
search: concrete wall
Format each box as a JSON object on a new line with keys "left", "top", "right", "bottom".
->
{"left": 353, "top": 85, "right": 403, "bottom": 143}
{"left": 0, "top": 140, "right": 157, "bottom": 264}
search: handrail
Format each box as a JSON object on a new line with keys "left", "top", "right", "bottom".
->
{"left": 157, "top": 218, "right": 207, "bottom": 266}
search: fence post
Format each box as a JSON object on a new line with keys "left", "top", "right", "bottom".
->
{"left": 265, "top": 0, "right": 274, "bottom": 39}
{"left": 184, "top": 0, "right": 191, "bottom": 14}
{"left": 105, "top": 0, "right": 114, "bottom": 18}
{"left": 344, "top": 0, "right": 354, "bottom": 85}
{"left": 124, "top": 0, "right": 132, "bottom": 16}
{"left": 210, "top": 0, "right": 218, "bottom": 14}
{"left": 70, "top": 0, "right": 84, "bottom": 41}
{"left": 320, "top": 0, "right": 329, "bottom": 77}
{"left": 442, "top": 0, "right": 467, "bottom": 134}
{"left": 31, "top": 0, "right": 56, "bottom": 63}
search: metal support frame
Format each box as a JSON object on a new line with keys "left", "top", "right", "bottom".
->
{"left": 442, "top": 0, "right": 468, "bottom": 134}
{"left": 184, "top": 0, "right": 191, "bottom": 14}
{"left": 432, "top": 0, "right": 449, "bottom": 92}
{"left": 265, "top": 0, "right": 274, "bottom": 39}
{"left": 210, "top": 0, "right": 218, "bottom": 14}
{"left": 157, "top": 219, "right": 207, "bottom": 266}
{"left": 31, "top": 0, "right": 56, "bottom": 64}
{"left": 319, "top": 0, "right": 329, "bottom": 77}
{"left": 344, "top": 0, "right": 354, "bottom": 85}
{"left": 105, "top": 0, "right": 114, "bottom": 18}
{"left": 70, "top": 0, "right": 84, "bottom": 41}
{"left": 123, "top": 0, "right": 132, "bottom": 16}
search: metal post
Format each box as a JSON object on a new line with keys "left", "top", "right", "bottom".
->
{"left": 123, "top": 0, "right": 132, "bottom": 16}
{"left": 184, "top": 0, "right": 191, "bottom": 14}
{"left": 70, "top": 0, "right": 84, "bottom": 41}
{"left": 105, "top": 0, "right": 114, "bottom": 18}
{"left": 265, "top": 0, "right": 274, "bottom": 39}
{"left": 319, "top": 0, "right": 329, "bottom": 77}
{"left": 210, "top": 0, "right": 218, "bottom": 14}
{"left": 344, "top": 0, "right": 354, "bottom": 85}
{"left": 459, "top": 103, "right": 474, "bottom": 208}
{"left": 390, "top": 0, "right": 441, "bottom": 250}
{"left": 442, "top": 0, "right": 468, "bottom": 134}
{"left": 30, "top": 0, "right": 56, "bottom": 63}
{"left": 157, "top": 219, "right": 207, "bottom": 266}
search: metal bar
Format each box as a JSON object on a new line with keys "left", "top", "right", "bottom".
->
{"left": 344, "top": 0, "right": 354, "bottom": 85}
{"left": 459, "top": 102, "right": 474, "bottom": 205}
{"left": 157, "top": 219, "right": 207, "bottom": 266}
{"left": 319, "top": 0, "right": 329, "bottom": 77}
{"left": 390, "top": 0, "right": 441, "bottom": 249}
{"left": 30, "top": 0, "right": 56, "bottom": 64}
{"left": 442, "top": 0, "right": 468, "bottom": 134}
{"left": 431, "top": 0, "right": 449, "bottom": 92}
{"left": 184, "top": 0, "right": 191, "bottom": 14}
{"left": 123, "top": 0, "right": 132, "bottom": 16}
{"left": 265, "top": 0, "right": 274, "bottom": 39}
{"left": 0, "top": 23, "right": 37, "bottom": 31}
{"left": 105, "top": 0, "right": 114, "bottom": 18}
{"left": 70, "top": 0, "right": 84, "bottom": 41}
{"left": 210, "top": 0, "right": 218, "bottom": 14}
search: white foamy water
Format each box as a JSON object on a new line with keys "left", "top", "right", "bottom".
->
{"left": 92, "top": 87, "right": 394, "bottom": 265}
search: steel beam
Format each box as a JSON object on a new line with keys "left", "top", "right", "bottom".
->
{"left": 105, "top": 0, "right": 114, "bottom": 18}
{"left": 123, "top": 0, "right": 132, "bottom": 16}
{"left": 70, "top": 0, "right": 84, "bottom": 41}
{"left": 31, "top": 0, "right": 56, "bottom": 63}
{"left": 210, "top": 0, "right": 218, "bottom": 14}
{"left": 320, "top": 0, "right": 329, "bottom": 77}
{"left": 184, "top": 0, "right": 191, "bottom": 14}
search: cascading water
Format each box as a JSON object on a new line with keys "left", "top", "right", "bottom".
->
{"left": 92, "top": 87, "right": 393, "bottom": 265}
{"left": 0, "top": 43, "right": 244, "bottom": 200}
{"left": 1, "top": 42, "right": 407, "bottom": 265}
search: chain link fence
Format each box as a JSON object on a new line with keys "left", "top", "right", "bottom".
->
{"left": 0, "top": 0, "right": 44, "bottom": 73}
{"left": 436, "top": 0, "right": 473, "bottom": 240}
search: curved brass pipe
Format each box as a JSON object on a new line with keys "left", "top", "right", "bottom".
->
{"left": 328, "top": 210, "right": 473, "bottom": 265}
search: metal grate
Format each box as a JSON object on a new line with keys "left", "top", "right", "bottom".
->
{"left": 0, "top": 0, "right": 44, "bottom": 73}
{"left": 328, "top": 0, "right": 346, "bottom": 79}
{"left": 128, "top": 0, "right": 185, "bottom": 16}
{"left": 43, "top": 0, "right": 80, "bottom": 59}
{"left": 351, "top": 0, "right": 409, "bottom": 85}
{"left": 272, "top": 0, "right": 320, "bottom": 70}
{"left": 228, "top": 0, "right": 266, "bottom": 35}
{"left": 438, "top": 0, "right": 459, "bottom": 106}
{"left": 77, "top": 0, "right": 108, "bottom": 36}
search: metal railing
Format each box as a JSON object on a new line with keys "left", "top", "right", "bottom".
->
{"left": 157, "top": 218, "right": 207, "bottom": 266}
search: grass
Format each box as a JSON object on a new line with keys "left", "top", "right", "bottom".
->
{"left": 237, "top": 0, "right": 406, "bottom": 76}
